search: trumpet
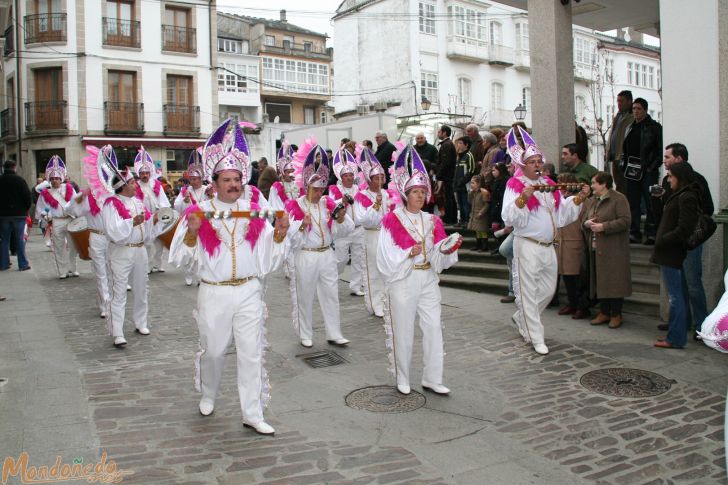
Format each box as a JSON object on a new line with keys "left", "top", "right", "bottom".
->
{"left": 192, "top": 209, "right": 285, "bottom": 220}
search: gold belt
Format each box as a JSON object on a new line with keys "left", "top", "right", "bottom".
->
{"left": 53, "top": 216, "right": 70, "bottom": 220}
{"left": 414, "top": 262, "right": 431, "bottom": 270}
{"left": 89, "top": 228, "right": 105, "bottom": 235}
{"left": 365, "top": 227, "right": 380, "bottom": 231}
{"left": 520, "top": 236, "right": 554, "bottom": 247}
{"left": 201, "top": 276, "right": 256, "bottom": 286}
{"left": 301, "top": 246, "right": 330, "bottom": 252}
{"left": 125, "top": 242, "right": 144, "bottom": 248}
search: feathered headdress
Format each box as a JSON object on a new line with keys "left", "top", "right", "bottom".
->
{"left": 332, "top": 147, "right": 358, "bottom": 181}
{"left": 358, "top": 147, "right": 385, "bottom": 183}
{"left": 507, "top": 126, "right": 543, "bottom": 166}
{"left": 392, "top": 144, "right": 430, "bottom": 200}
{"left": 45, "top": 155, "right": 66, "bottom": 182}
{"left": 276, "top": 141, "right": 295, "bottom": 175}
{"left": 83, "top": 145, "right": 132, "bottom": 198}
{"left": 202, "top": 119, "right": 251, "bottom": 183}
{"left": 133, "top": 145, "right": 155, "bottom": 176}
{"left": 187, "top": 147, "right": 204, "bottom": 178}
{"left": 294, "top": 139, "right": 329, "bottom": 190}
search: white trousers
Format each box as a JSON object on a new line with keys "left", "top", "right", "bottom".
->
{"left": 108, "top": 243, "right": 149, "bottom": 337}
{"left": 362, "top": 229, "right": 385, "bottom": 315}
{"left": 184, "top": 261, "right": 198, "bottom": 286}
{"left": 512, "top": 237, "right": 557, "bottom": 346}
{"left": 335, "top": 228, "right": 364, "bottom": 292}
{"left": 51, "top": 218, "right": 77, "bottom": 276}
{"left": 89, "top": 232, "right": 111, "bottom": 314}
{"left": 196, "top": 280, "right": 266, "bottom": 423}
{"left": 146, "top": 238, "right": 165, "bottom": 271}
{"left": 386, "top": 269, "right": 444, "bottom": 387}
{"left": 294, "top": 248, "right": 345, "bottom": 341}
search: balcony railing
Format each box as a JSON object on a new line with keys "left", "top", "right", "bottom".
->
{"left": 445, "top": 35, "right": 488, "bottom": 63}
{"left": 488, "top": 44, "right": 514, "bottom": 66}
{"left": 4, "top": 25, "right": 14, "bottom": 56}
{"left": 163, "top": 104, "right": 199, "bottom": 134}
{"left": 102, "top": 18, "right": 141, "bottom": 48}
{"left": 25, "top": 100, "right": 67, "bottom": 133}
{"left": 1, "top": 108, "right": 16, "bottom": 139}
{"left": 161, "top": 25, "right": 196, "bottom": 53}
{"left": 260, "top": 40, "right": 331, "bottom": 59}
{"left": 104, "top": 102, "right": 144, "bottom": 134}
{"left": 24, "top": 13, "right": 67, "bottom": 44}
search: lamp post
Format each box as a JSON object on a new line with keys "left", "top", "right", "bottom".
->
{"left": 514, "top": 104, "right": 527, "bottom": 121}
{"left": 421, "top": 97, "right": 432, "bottom": 112}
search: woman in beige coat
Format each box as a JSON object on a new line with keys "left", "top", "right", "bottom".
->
{"left": 582, "top": 171, "right": 632, "bottom": 328}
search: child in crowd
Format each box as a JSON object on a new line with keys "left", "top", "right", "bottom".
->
{"left": 467, "top": 175, "right": 490, "bottom": 252}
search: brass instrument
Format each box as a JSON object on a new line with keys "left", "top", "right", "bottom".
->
{"left": 530, "top": 183, "right": 586, "bottom": 193}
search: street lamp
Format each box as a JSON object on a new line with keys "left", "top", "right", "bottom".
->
{"left": 421, "top": 97, "right": 432, "bottom": 112}
{"left": 514, "top": 104, "right": 527, "bottom": 121}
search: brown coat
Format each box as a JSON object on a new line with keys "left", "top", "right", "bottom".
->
{"left": 581, "top": 190, "right": 632, "bottom": 299}
{"left": 257, "top": 165, "right": 279, "bottom": 199}
{"left": 467, "top": 189, "right": 490, "bottom": 232}
{"left": 557, "top": 205, "right": 587, "bottom": 275}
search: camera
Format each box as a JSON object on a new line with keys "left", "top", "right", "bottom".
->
{"left": 649, "top": 185, "right": 665, "bottom": 196}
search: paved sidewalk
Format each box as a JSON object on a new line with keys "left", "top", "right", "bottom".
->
{"left": 0, "top": 235, "right": 726, "bottom": 484}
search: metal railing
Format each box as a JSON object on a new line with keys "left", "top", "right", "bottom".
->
{"left": 104, "top": 102, "right": 144, "bottom": 133}
{"left": 3, "top": 25, "right": 14, "bottom": 56}
{"left": 163, "top": 104, "right": 199, "bottom": 134}
{"left": 102, "top": 18, "right": 141, "bottom": 48}
{"left": 260, "top": 40, "right": 330, "bottom": 57}
{"left": 24, "top": 13, "right": 67, "bottom": 44}
{"left": 1, "top": 108, "right": 16, "bottom": 139}
{"left": 25, "top": 100, "right": 67, "bottom": 132}
{"left": 161, "top": 25, "right": 196, "bottom": 53}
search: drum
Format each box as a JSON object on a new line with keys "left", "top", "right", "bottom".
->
{"left": 67, "top": 217, "right": 91, "bottom": 261}
{"left": 440, "top": 233, "right": 463, "bottom": 255}
{"left": 156, "top": 208, "right": 181, "bottom": 249}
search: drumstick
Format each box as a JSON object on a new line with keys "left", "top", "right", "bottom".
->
{"left": 191, "top": 210, "right": 285, "bottom": 220}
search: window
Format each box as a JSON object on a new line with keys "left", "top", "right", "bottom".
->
{"left": 166, "top": 149, "right": 192, "bottom": 171}
{"left": 108, "top": 70, "right": 136, "bottom": 103}
{"left": 107, "top": 0, "right": 132, "bottom": 23}
{"left": 163, "top": 6, "right": 194, "bottom": 52}
{"left": 165, "top": 6, "right": 189, "bottom": 28}
{"left": 218, "top": 38, "right": 248, "bottom": 54}
{"left": 515, "top": 22, "right": 529, "bottom": 50}
{"left": 304, "top": 107, "right": 315, "bottom": 125}
{"left": 283, "top": 35, "right": 294, "bottom": 47}
{"left": 167, "top": 75, "right": 191, "bottom": 106}
{"left": 448, "top": 5, "right": 486, "bottom": 42}
{"left": 606, "top": 104, "right": 614, "bottom": 121}
{"left": 166, "top": 75, "right": 195, "bottom": 132}
{"left": 521, "top": 86, "right": 531, "bottom": 110}
{"left": 490, "top": 82, "right": 503, "bottom": 110}
{"left": 604, "top": 58, "right": 615, "bottom": 81}
{"left": 574, "top": 37, "right": 596, "bottom": 66}
{"left": 420, "top": 71, "right": 438, "bottom": 105}
{"left": 457, "top": 77, "right": 471, "bottom": 108}
{"left": 320, "top": 111, "right": 327, "bottom": 124}
{"left": 419, "top": 2, "right": 435, "bottom": 34}
{"left": 648, "top": 66, "right": 655, "bottom": 89}
{"left": 217, "top": 63, "right": 258, "bottom": 93}
{"left": 32, "top": 67, "right": 64, "bottom": 130}
{"left": 575, "top": 95, "right": 586, "bottom": 120}
{"left": 265, "top": 102, "right": 291, "bottom": 123}
{"left": 262, "top": 57, "right": 329, "bottom": 94}
{"left": 489, "top": 21, "right": 502, "bottom": 45}
{"left": 265, "top": 35, "right": 275, "bottom": 46}
{"left": 104, "top": 0, "right": 138, "bottom": 47}
{"left": 303, "top": 41, "right": 312, "bottom": 52}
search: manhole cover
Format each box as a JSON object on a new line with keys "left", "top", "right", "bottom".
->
{"left": 345, "top": 385, "right": 426, "bottom": 413}
{"left": 580, "top": 368, "right": 674, "bottom": 398}
{"left": 299, "top": 350, "right": 347, "bottom": 368}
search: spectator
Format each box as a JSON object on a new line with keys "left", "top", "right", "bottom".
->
{"left": 374, "top": 131, "right": 396, "bottom": 183}
{"left": 583, "top": 171, "right": 632, "bottom": 329}
{"left": 435, "top": 125, "right": 458, "bottom": 224}
{"left": 453, "top": 136, "right": 475, "bottom": 227}
{"left": 555, "top": 173, "right": 590, "bottom": 320}
{"left": 492, "top": 132, "right": 510, "bottom": 165}
{"left": 574, "top": 122, "right": 590, "bottom": 162}
{"left": 652, "top": 143, "right": 714, "bottom": 338}
{"left": 606, "top": 90, "right": 634, "bottom": 194}
{"left": 362, "top": 139, "right": 373, "bottom": 150}
{"left": 622, "top": 97, "right": 663, "bottom": 244}
{"left": 249, "top": 161, "right": 260, "bottom": 186}
{"left": 541, "top": 163, "right": 557, "bottom": 182}
{"left": 256, "top": 156, "right": 279, "bottom": 199}
{"left": 414, "top": 132, "right": 438, "bottom": 169}
{"left": 467, "top": 175, "right": 490, "bottom": 251}
{"left": 562, "top": 143, "right": 598, "bottom": 184}
{"left": 465, "top": 123, "right": 486, "bottom": 172}
{"left": 651, "top": 162, "right": 700, "bottom": 348}
{"left": 65, "top": 175, "right": 80, "bottom": 193}
{"left": 488, "top": 163, "right": 508, "bottom": 234}
{"left": 0, "top": 160, "right": 32, "bottom": 271}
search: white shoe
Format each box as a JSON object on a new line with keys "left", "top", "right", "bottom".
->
{"left": 150, "top": 267, "right": 159, "bottom": 273}
{"left": 185, "top": 277, "right": 193, "bottom": 286}
{"left": 70, "top": 271, "right": 80, "bottom": 277}
{"left": 45, "top": 240, "right": 52, "bottom": 247}
{"left": 350, "top": 290, "right": 365, "bottom": 296}
{"left": 327, "top": 338, "right": 350, "bottom": 346}
{"left": 199, "top": 399, "right": 214, "bottom": 416}
{"left": 300, "top": 339, "right": 313, "bottom": 348}
{"left": 396, "top": 384, "right": 411, "bottom": 395}
{"left": 534, "top": 343, "right": 549, "bottom": 355}
{"left": 126, "top": 285, "right": 132, "bottom": 291}
{"left": 135, "top": 327, "right": 150, "bottom": 336}
{"left": 243, "top": 421, "right": 275, "bottom": 436}
{"left": 113, "top": 336, "right": 127, "bottom": 348}
{"left": 59, "top": 274, "right": 68, "bottom": 279}
{"left": 100, "top": 312, "right": 106, "bottom": 319}
{"left": 422, "top": 383, "right": 451, "bottom": 395}
{"left": 374, "top": 311, "right": 384, "bottom": 318}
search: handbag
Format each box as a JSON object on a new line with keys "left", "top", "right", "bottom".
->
{"left": 686, "top": 208, "right": 717, "bottom": 250}
{"left": 623, "top": 156, "right": 644, "bottom": 181}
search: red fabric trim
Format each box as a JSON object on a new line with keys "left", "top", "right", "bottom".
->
{"left": 249, "top": 185, "right": 261, "bottom": 205}
{"left": 40, "top": 189, "right": 59, "bottom": 210}
{"left": 325, "top": 196, "right": 336, "bottom": 230}
{"left": 506, "top": 177, "right": 562, "bottom": 211}
{"left": 134, "top": 182, "right": 143, "bottom": 201}
{"left": 105, "top": 196, "right": 132, "bottom": 219}
{"left": 328, "top": 185, "right": 342, "bottom": 200}
{"left": 183, "top": 204, "right": 221, "bottom": 257}
{"left": 433, "top": 216, "right": 447, "bottom": 244}
{"left": 88, "top": 192, "right": 101, "bottom": 217}
{"left": 63, "top": 184, "right": 73, "bottom": 202}
{"left": 354, "top": 191, "right": 373, "bottom": 208}
{"left": 245, "top": 202, "right": 265, "bottom": 250}
{"left": 382, "top": 212, "right": 417, "bottom": 250}
{"left": 286, "top": 198, "right": 305, "bottom": 221}
{"left": 153, "top": 179, "right": 162, "bottom": 197}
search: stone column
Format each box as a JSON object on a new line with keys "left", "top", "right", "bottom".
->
{"left": 527, "top": 0, "right": 574, "bottom": 167}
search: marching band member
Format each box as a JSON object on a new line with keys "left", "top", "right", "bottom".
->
{"left": 354, "top": 147, "right": 394, "bottom": 317}
{"left": 35, "top": 155, "right": 78, "bottom": 279}
{"left": 169, "top": 119, "right": 290, "bottom": 436}
{"left": 329, "top": 147, "right": 365, "bottom": 296}
{"left": 268, "top": 142, "right": 303, "bottom": 279}
{"left": 134, "top": 146, "right": 171, "bottom": 273}
{"left": 286, "top": 140, "right": 353, "bottom": 348}
{"left": 501, "top": 126, "right": 590, "bottom": 355}
{"left": 377, "top": 145, "right": 461, "bottom": 396}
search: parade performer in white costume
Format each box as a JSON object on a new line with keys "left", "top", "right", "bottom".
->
{"left": 133, "top": 146, "right": 171, "bottom": 273}
{"left": 173, "top": 148, "right": 214, "bottom": 286}
{"left": 328, "top": 147, "right": 366, "bottom": 296}
{"left": 101, "top": 150, "right": 163, "bottom": 348}
{"left": 285, "top": 140, "right": 354, "bottom": 348}
{"left": 501, "top": 126, "right": 590, "bottom": 355}
{"left": 697, "top": 269, "right": 728, "bottom": 353}
{"left": 169, "top": 119, "right": 290, "bottom": 436}
{"left": 35, "top": 155, "right": 78, "bottom": 279}
{"left": 268, "top": 142, "right": 303, "bottom": 279}
{"left": 377, "top": 144, "right": 461, "bottom": 396}
{"left": 354, "top": 147, "right": 396, "bottom": 317}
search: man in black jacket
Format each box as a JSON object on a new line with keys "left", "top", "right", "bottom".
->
{"left": 435, "top": 125, "right": 457, "bottom": 224}
{"left": 622, "top": 97, "right": 662, "bottom": 244}
{"left": 374, "top": 131, "right": 396, "bottom": 184}
{"left": 0, "top": 160, "right": 32, "bottom": 271}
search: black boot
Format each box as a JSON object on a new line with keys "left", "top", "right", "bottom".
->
{"left": 479, "top": 238, "right": 489, "bottom": 252}
{"left": 472, "top": 238, "right": 482, "bottom": 251}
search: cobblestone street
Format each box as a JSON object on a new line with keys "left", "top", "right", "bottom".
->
{"left": 1, "top": 236, "right": 727, "bottom": 484}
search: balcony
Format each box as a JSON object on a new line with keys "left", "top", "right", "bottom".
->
{"left": 446, "top": 35, "right": 488, "bottom": 63}
{"left": 104, "top": 102, "right": 144, "bottom": 134}
{"left": 488, "top": 108, "right": 518, "bottom": 127}
{"left": 4, "top": 25, "right": 14, "bottom": 56}
{"left": 488, "top": 44, "right": 514, "bottom": 66}
{"left": 1, "top": 109, "right": 16, "bottom": 139}
{"left": 259, "top": 41, "right": 332, "bottom": 61}
{"left": 574, "top": 63, "right": 593, "bottom": 83}
{"left": 102, "top": 18, "right": 141, "bottom": 48}
{"left": 161, "top": 25, "right": 196, "bottom": 53}
{"left": 514, "top": 48, "right": 530, "bottom": 71}
{"left": 24, "top": 13, "right": 67, "bottom": 44}
{"left": 25, "top": 101, "right": 67, "bottom": 133}
{"left": 163, "top": 104, "right": 199, "bottom": 134}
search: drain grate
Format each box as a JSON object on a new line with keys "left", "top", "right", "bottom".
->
{"left": 345, "top": 385, "right": 426, "bottom": 413}
{"left": 580, "top": 368, "right": 674, "bottom": 398}
{"left": 299, "top": 350, "right": 348, "bottom": 368}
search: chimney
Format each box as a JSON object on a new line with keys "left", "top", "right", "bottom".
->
{"left": 280, "top": 9, "right": 287, "bottom": 22}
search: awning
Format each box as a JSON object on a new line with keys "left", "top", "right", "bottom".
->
{"left": 81, "top": 136, "right": 206, "bottom": 149}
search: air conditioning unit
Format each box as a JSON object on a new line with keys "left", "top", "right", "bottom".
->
{"left": 356, "top": 104, "right": 369, "bottom": 115}
{"left": 373, "top": 101, "right": 388, "bottom": 112}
